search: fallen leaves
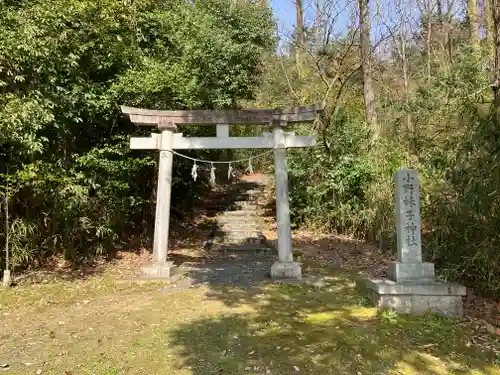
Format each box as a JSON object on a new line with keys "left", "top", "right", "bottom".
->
{"left": 483, "top": 320, "right": 497, "bottom": 335}
{"left": 291, "top": 231, "right": 393, "bottom": 279}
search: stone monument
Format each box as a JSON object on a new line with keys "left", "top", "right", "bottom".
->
{"left": 361, "top": 168, "right": 466, "bottom": 316}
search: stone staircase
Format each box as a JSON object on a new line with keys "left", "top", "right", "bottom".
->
{"left": 209, "top": 178, "right": 273, "bottom": 252}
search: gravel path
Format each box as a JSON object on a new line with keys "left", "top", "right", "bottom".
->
{"left": 159, "top": 250, "right": 278, "bottom": 293}
{"left": 186, "top": 251, "right": 275, "bottom": 285}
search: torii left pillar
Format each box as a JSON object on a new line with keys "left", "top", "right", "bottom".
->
{"left": 143, "top": 123, "right": 176, "bottom": 278}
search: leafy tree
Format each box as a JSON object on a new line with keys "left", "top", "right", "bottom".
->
{"left": 0, "top": 0, "right": 274, "bottom": 268}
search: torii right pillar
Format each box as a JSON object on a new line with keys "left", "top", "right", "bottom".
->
{"left": 270, "top": 121, "right": 301, "bottom": 279}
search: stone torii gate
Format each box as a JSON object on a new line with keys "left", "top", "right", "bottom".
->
{"left": 121, "top": 104, "right": 324, "bottom": 279}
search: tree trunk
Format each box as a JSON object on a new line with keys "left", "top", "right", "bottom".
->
{"left": 400, "top": 34, "right": 413, "bottom": 134}
{"left": 358, "top": 0, "right": 379, "bottom": 140}
{"left": 485, "top": 0, "right": 494, "bottom": 37}
{"left": 426, "top": 0, "right": 433, "bottom": 82}
{"left": 468, "top": 0, "right": 480, "bottom": 55}
{"left": 492, "top": 0, "right": 500, "bottom": 103}
{"left": 295, "top": 0, "right": 304, "bottom": 78}
{"left": 315, "top": 0, "right": 322, "bottom": 51}
{"left": 397, "top": 0, "right": 413, "bottom": 134}
{"left": 437, "top": 0, "right": 443, "bottom": 18}
{"left": 485, "top": 0, "right": 495, "bottom": 63}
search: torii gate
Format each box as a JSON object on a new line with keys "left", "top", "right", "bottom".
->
{"left": 121, "top": 104, "right": 324, "bottom": 279}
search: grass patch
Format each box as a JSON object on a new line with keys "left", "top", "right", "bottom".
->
{"left": 0, "top": 267, "right": 498, "bottom": 374}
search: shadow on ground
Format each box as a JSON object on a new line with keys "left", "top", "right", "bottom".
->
{"left": 167, "top": 267, "right": 497, "bottom": 374}
{"left": 162, "top": 236, "right": 499, "bottom": 375}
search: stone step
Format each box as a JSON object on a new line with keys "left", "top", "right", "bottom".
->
{"left": 231, "top": 200, "right": 263, "bottom": 206}
{"left": 224, "top": 227, "right": 263, "bottom": 233}
{"left": 244, "top": 201, "right": 264, "bottom": 207}
{"left": 224, "top": 210, "right": 258, "bottom": 216}
{"left": 217, "top": 213, "right": 264, "bottom": 219}
{"left": 217, "top": 212, "right": 262, "bottom": 218}
{"left": 217, "top": 216, "right": 264, "bottom": 228}
{"left": 220, "top": 230, "right": 264, "bottom": 238}
{"left": 226, "top": 205, "right": 260, "bottom": 212}
{"left": 213, "top": 242, "right": 273, "bottom": 252}
{"left": 218, "top": 217, "right": 259, "bottom": 223}
{"left": 232, "top": 187, "right": 263, "bottom": 192}
{"left": 216, "top": 223, "right": 262, "bottom": 233}
{"left": 220, "top": 224, "right": 262, "bottom": 231}
{"left": 223, "top": 238, "right": 263, "bottom": 245}
{"left": 227, "top": 193, "right": 262, "bottom": 200}
{"left": 218, "top": 197, "right": 262, "bottom": 203}
{"left": 228, "top": 186, "right": 263, "bottom": 191}
{"left": 225, "top": 209, "right": 261, "bottom": 216}
{"left": 241, "top": 197, "right": 265, "bottom": 203}
{"left": 214, "top": 240, "right": 265, "bottom": 247}
{"left": 215, "top": 227, "right": 263, "bottom": 234}
{"left": 214, "top": 232, "right": 264, "bottom": 241}
{"left": 217, "top": 213, "right": 262, "bottom": 219}
{"left": 206, "top": 201, "right": 266, "bottom": 211}
{"left": 223, "top": 231, "right": 264, "bottom": 240}
{"left": 229, "top": 203, "right": 266, "bottom": 209}
{"left": 219, "top": 234, "right": 266, "bottom": 243}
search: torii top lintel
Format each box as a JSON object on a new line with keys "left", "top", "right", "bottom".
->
{"left": 120, "top": 103, "right": 324, "bottom": 128}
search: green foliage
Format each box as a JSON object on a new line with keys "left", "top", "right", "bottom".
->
{"left": 288, "top": 114, "right": 378, "bottom": 234}
{"left": 255, "top": 9, "right": 500, "bottom": 298}
{"left": 0, "top": 0, "right": 274, "bottom": 269}
{"left": 6, "top": 218, "right": 38, "bottom": 268}
{"left": 423, "top": 105, "right": 500, "bottom": 296}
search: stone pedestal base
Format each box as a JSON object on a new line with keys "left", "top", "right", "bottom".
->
{"left": 270, "top": 261, "right": 301, "bottom": 279}
{"left": 141, "top": 261, "right": 174, "bottom": 279}
{"left": 388, "top": 261, "right": 435, "bottom": 283}
{"left": 2, "top": 270, "right": 11, "bottom": 287}
{"left": 360, "top": 278, "right": 466, "bottom": 317}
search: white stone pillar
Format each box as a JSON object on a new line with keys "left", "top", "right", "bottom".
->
{"left": 142, "top": 126, "right": 175, "bottom": 278}
{"left": 388, "top": 168, "right": 435, "bottom": 283}
{"left": 270, "top": 123, "right": 301, "bottom": 279}
{"left": 216, "top": 124, "right": 229, "bottom": 138}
